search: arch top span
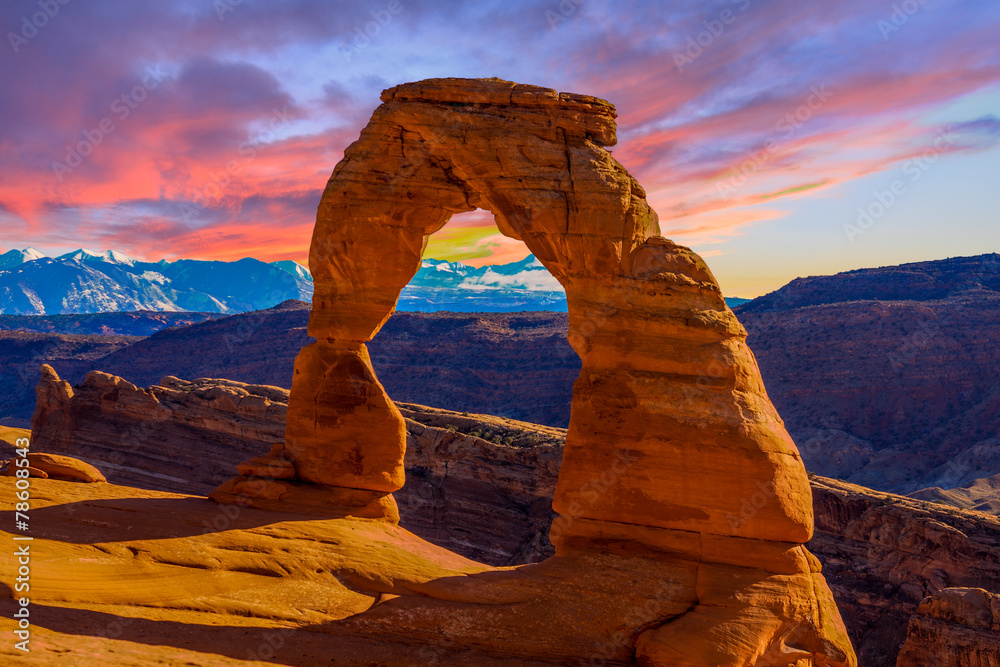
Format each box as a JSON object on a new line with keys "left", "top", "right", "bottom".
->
{"left": 308, "top": 77, "right": 660, "bottom": 343}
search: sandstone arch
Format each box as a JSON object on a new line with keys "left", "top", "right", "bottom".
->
{"left": 287, "top": 77, "right": 811, "bottom": 544}
{"left": 217, "top": 78, "right": 855, "bottom": 665}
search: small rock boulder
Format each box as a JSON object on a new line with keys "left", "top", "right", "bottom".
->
{"left": 2, "top": 453, "right": 107, "bottom": 483}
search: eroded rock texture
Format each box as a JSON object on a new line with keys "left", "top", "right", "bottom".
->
{"left": 811, "top": 477, "right": 1000, "bottom": 666}
{"left": 896, "top": 588, "right": 1000, "bottom": 667}
{"left": 29, "top": 369, "right": 563, "bottom": 565}
{"left": 230, "top": 77, "right": 855, "bottom": 666}
{"left": 30, "top": 365, "right": 287, "bottom": 494}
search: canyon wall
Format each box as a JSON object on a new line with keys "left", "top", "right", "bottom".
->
{"left": 896, "top": 588, "right": 1000, "bottom": 667}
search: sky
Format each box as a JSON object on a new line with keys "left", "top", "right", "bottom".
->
{"left": 0, "top": 0, "right": 998, "bottom": 297}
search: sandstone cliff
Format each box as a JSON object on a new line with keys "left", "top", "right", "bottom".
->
{"left": 8, "top": 253, "right": 997, "bottom": 506}
{"left": 30, "top": 367, "right": 561, "bottom": 565}
{"left": 810, "top": 477, "right": 1000, "bottom": 666}
{"left": 896, "top": 588, "right": 1000, "bottom": 666}
{"left": 29, "top": 366, "right": 288, "bottom": 495}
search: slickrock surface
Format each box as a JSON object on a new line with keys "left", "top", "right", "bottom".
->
{"left": 30, "top": 369, "right": 561, "bottom": 565}
{"left": 0, "top": 479, "right": 552, "bottom": 667}
{"left": 1, "top": 452, "right": 105, "bottom": 482}
{"left": 0, "top": 425, "right": 29, "bottom": 449}
{"left": 26, "top": 77, "right": 854, "bottom": 665}
{"left": 4, "top": 476, "right": 996, "bottom": 667}
{"left": 896, "top": 588, "right": 1000, "bottom": 666}
{"left": 2, "top": 478, "right": 834, "bottom": 667}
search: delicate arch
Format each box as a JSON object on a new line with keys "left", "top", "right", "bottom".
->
{"left": 285, "top": 77, "right": 812, "bottom": 546}
{"left": 210, "top": 78, "right": 857, "bottom": 666}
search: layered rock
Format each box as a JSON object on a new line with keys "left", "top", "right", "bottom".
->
{"left": 30, "top": 365, "right": 287, "bottom": 494}
{"left": 29, "top": 369, "right": 562, "bottom": 565}
{"left": 810, "top": 477, "right": 1000, "bottom": 666}
{"left": 896, "top": 588, "right": 1000, "bottom": 667}
{"left": 734, "top": 254, "right": 1000, "bottom": 494}
{"left": 7, "top": 252, "right": 1000, "bottom": 500}
{"left": 393, "top": 404, "right": 564, "bottom": 564}
{"left": 229, "top": 76, "right": 854, "bottom": 665}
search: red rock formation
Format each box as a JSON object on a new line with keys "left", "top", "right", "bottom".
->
{"left": 210, "top": 77, "right": 854, "bottom": 665}
{"left": 28, "top": 369, "right": 562, "bottom": 564}
{"left": 30, "top": 366, "right": 288, "bottom": 494}
{"left": 734, "top": 254, "right": 1000, "bottom": 494}
{"left": 810, "top": 477, "right": 1000, "bottom": 665}
{"left": 896, "top": 588, "right": 1000, "bottom": 666}
{"left": 0, "top": 452, "right": 105, "bottom": 482}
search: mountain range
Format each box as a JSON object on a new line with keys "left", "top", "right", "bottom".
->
{"left": 0, "top": 248, "right": 747, "bottom": 315}
{"left": 0, "top": 248, "right": 312, "bottom": 315}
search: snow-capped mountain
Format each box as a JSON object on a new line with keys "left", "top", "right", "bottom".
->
{"left": 0, "top": 249, "right": 312, "bottom": 315}
{"left": 0, "top": 247, "right": 46, "bottom": 269}
{"left": 399, "top": 256, "right": 568, "bottom": 312}
{"left": 270, "top": 260, "right": 312, "bottom": 282}
{"left": 56, "top": 249, "right": 139, "bottom": 266}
